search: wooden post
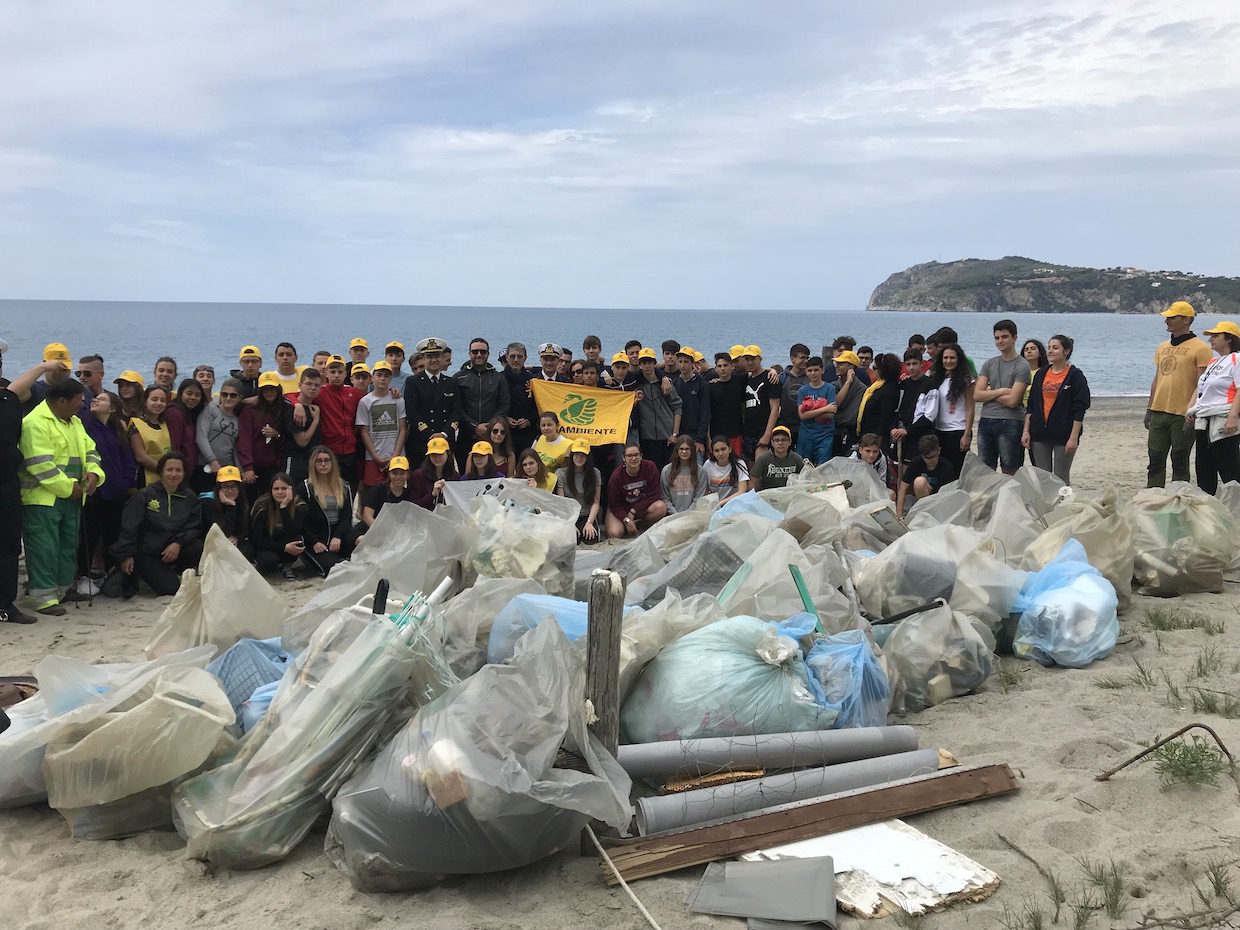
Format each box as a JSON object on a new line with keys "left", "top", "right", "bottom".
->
{"left": 582, "top": 568, "right": 625, "bottom": 856}
{"left": 586, "top": 568, "right": 625, "bottom": 756}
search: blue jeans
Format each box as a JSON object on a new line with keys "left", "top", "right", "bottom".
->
{"left": 978, "top": 417, "right": 1024, "bottom": 473}
{"left": 797, "top": 429, "right": 834, "bottom": 465}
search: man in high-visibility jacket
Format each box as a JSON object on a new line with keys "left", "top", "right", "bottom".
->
{"left": 19, "top": 379, "right": 104, "bottom": 616}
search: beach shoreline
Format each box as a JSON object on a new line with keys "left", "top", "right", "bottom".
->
{"left": 7, "top": 394, "right": 1240, "bottom": 930}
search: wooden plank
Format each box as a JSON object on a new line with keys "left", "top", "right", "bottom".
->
{"left": 585, "top": 569, "right": 625, "bottom": 756}
{"left": 600, "top": 763, "right": 1018, "bottom": 884}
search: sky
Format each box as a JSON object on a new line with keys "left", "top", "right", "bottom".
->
{"left": 2, "top": 1, "right": 1238, "bottom": 310}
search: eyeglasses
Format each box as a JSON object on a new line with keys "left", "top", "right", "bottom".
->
{"left": 470, "top": 348, "right": 488, "bottom": 355}
{"left": 491, "top": 427, "right": 507, "bottom": 434}
{"left": 219, "top": 391, "right": 240, "bottom": 398}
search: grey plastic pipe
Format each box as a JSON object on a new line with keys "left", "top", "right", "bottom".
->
{"left": 616, "top": 726, "right": 918, "bottom": 780}
{"left": 635, "top": 747, "right": 941, "bottom": 835}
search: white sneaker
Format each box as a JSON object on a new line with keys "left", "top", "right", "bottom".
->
{"left": 75, "top": 577, "right": 101, "bottom": 596}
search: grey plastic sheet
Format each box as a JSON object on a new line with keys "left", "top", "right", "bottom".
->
{"left": 687, "top": 857, "right": 837, "bottom": 929}
{"left": 617, "top": 726, "right": 919, "bottom": 780}
{"left": 636, "top": 747, "right": 941, "bottom": 834}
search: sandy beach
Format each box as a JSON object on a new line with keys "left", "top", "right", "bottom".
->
{"left": 5, "top": 395, "right": 1240, "bottom": 930}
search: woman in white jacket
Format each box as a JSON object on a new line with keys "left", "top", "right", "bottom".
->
{"left": 1188, "top": 322, "right": 1240, "bottom": 495}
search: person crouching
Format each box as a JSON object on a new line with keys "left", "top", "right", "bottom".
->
{"left": 112, "top": 451, "right": 203, "bottom": 597}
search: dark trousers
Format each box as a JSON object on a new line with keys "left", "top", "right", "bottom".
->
{"left": 640, "top": 439, "right": 670, "bottom": 472}
{"left": 1147, "top": 410, "right": 1192, "bottom": 487}
{"left": 511, "top": 425, "right": 538, "bottom": 459}
{"left": 78, "top": 496, "right": 125, "bottom": 576}
{"left": 1195, "top": 431, "right": 1240, "bottom": 496}
{"left": 255, "top": 549, "right": 297, "bottom": 575}
{"left": 936, "top": 429, "right": 967, "bottom": 474}
{"left": 302, "top": 529, "right": 355, "bottom": 578}
{"left": 0, "top": 478, "right": 20, "bottom": 609}
{"left": 134, "top": 537, "right": 204, "bottom": 596}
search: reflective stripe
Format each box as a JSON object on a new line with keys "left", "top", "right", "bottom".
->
{"left": 23, "top": 454, "right": 54, "bottom": 467}
{"left": 29, "top": 466, "right": 61, "bottom": 481}
{"left": 67, "top": 457, "right": 83, "bottom": 466}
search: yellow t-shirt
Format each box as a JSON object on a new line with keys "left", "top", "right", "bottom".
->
{"left": 129, "top": 418, "right": 171, "bottom": 487}
{"left": 534, "top": 435, "right": 571, "bottom": 471}
{"left": 271, "top": 366, "right": 308, "bottom": 395}
{"left": 1151, "top": 338, "right": 1213, "bottom": 416}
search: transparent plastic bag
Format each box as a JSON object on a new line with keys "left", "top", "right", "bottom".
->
{"left": 1027, "top": 488, "right": 1135, "bottom": 610}
{"left": 43, "top": 666, "right": 234, "bottom": 839}
{"left": 719, "top": 530, "right": 859, "bottom": 631}
{"left": 852, "top": 526, "right": 976, "bottom": 619}
{"left": 885, "top": 603, "right": 995, "bottom": 713}
{"left": 804, "top": 629, "right": 890, "bottom": 729}
{"left": 325, "top": 621, "right": 632, "bottom": 891}
{"left": 146, "top": 526, "right": 286, "bottom": 659}
{"left": 1124, "top": 484, "right": 1236, "bottom": 595}
{"left": 1215, "top": 482, "right": 1240, "bottom": 581}
{"left": 173, "top": 604, "right": 453, "bottom": 869}
{"left": 625, "top": 514, "right": 775, "bottom": 608}
{"left": 708, "top": 491, "right": 783, "bottom": 530}
{"left": 206, "top": 637, "right": 291, "bottom": 720}
{"left": 1013, "top": 539, "right": 1118, "bottom": 668}
{"left": 621, "top": 614, "right": 839, "bottom": 742}
{"left": 617, "top": 591, "right": 724, "bottom": 703}
{"left": 488, "top": 593, "right": 634, "bottom": 665}
{"left": 469, "top": 494, "right": 577, "bottom": 595}
{"left": 642, "top": 507, "right": 714, "bottom": 559}
{"left": 441, "top": 577, "right": 546, "bottom": 677}
{"left": 283, "top": 502, "right": 474, "bottom": 653}
{"left": 952, "top": 541, "right": 1029, "bottom": 630}
{"left": 789, "top": 457, "right": 887, "bottom": 506}
{"left": 0, "top": 646, "right": 216, "bottom": 809}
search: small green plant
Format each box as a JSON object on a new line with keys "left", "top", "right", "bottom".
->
{"left": 993, "top": 662, "right": 1022, "bottom": 694}
{"left": 1186, "top": 687, "right": 1240, "bottom": 719}
{"left": 1143, "top": 606, "right": 1225, "bottom": 635}
{"left": 1204, "top": 857, "right": 1236, "bottom": 904}
{"left": 1130, "top": 657, "right": 1157, "bottom": 689}
{"left": 1154, "top": 630, "right": 1166, "bottom": 654}
{"left": 1070, "top": 888, "right": 1098, "bottom": 930}
{"left": 1192, "top": 645, "right": 1224, "bottom": 679}
{"left": 1162, "top": 670, "right": 1184, "bottom": 708}
{"left": 1044, "top": 866, "right": 1067, "bottom": 923}
{"left": 1149, "top": 735, "right": 1231, "bottom": 788}
{"left": 1095, "top": 658, "right": 1157, "bottom": 691}
{"left": 1094, "top": 674, "right": 1132, "bottom": 690}
{"left": 1076, "top": 857, "right": 1128, "bottom": 920}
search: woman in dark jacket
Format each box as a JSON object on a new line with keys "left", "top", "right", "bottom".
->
{"left": 203, "top": 465, "right": 253, "bottom": 560}
{"left": 1022, "top": 334, "right": 1090, "bottom": 484}
{"left": 249, "top": 473, "right": 306, "bottom": 579}
{"left": 236, "top": 372, "right": 287, "bottom": 506}
{"left": 856, "top": 353, "right": 903, "bottom": 460}
{"left": 299, "top": 446, "right": 356, "bottom": 578}
{"left": 112, "top": 451, "right": 203, "bottom": 597}
{"left": 165, "top": 378, "right": 208, "bottom": 491}
{"left": 79, "top": 391, "right": 137, "bottom": 590}
{"left": 407, "top": 435, "right": 457, "bottom": 509}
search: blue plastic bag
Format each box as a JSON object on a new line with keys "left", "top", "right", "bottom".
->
{"left": 487, "top": 594, "right": 637, "bottom": 665}
{"left": 804, "top": 630, "right": 890, "bottom": 729}
{"left": 238, "top": 680, "right": 280, "bottom": 734}
{"left": 621, "top": 613, "right": 838, "bottom": 742}
{"left": 1013, "top": 539, "right": 1118, "bottom": 668}
{"left": 207, "top": 638, "right": 291, "bottom": 716}
{"left": 708, "top": 491, "right": 783, "bottom": 530}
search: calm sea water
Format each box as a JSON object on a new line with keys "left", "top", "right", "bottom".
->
{"left": 0, "top": 300, "right": 1196, "bottom": 395}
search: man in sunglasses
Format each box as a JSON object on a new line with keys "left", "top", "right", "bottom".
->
{"left": 455, "top": 337, "right": 510, "bottom": 468}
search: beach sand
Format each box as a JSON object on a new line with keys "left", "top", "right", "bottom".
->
{"left": 5, "top": 396, "right": 1240, "bottom": 930}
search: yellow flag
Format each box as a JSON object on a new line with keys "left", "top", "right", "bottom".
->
{"left": 530, "top": 381, "right": 635, "bottom": 447}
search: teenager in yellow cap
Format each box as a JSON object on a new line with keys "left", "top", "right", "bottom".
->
{"left": 739, "top": 345, "right": 780, "bottom": 461}
{"left": 113, "top": 370, "right": 145, "bottom": 421}
{"left": 1147, "top": 300, "right": 1212, "bottom": 486}
{"left": 22, "top": 343, "right": 72, "bottom": 414}
{"left": 556, "top": 437, "right": 601, "bottom": 541}
{"left": 231, "top": 345, "right": 263, "bottom": 401}
{"left": 463, "top": 440, "right": 503, "bottom": 479}
{"left": 204, "top": 465, "right": 252, "bottom": 560}
{"left": 237, "top": 371, "right": 286, "bottom": 505}
{"left": 347, "top": 337, "right": 370, "bottom": 380}
{"left": 359, "top": 455, "right": 417, "bottom": 531}
{"left": 408, "top": 434, "right": 456, "bottom": 509}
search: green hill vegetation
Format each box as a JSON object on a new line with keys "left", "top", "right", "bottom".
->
{"left": 867, "top": 257, "right": 1240, "bottom": 314}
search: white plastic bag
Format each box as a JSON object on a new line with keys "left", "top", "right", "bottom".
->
{"left": 1026, "top": 488, "right": 1135, "bottom": 610}
{"left": 469, "top": 493, "right": 577, "bottom": 595}
{"left": 146, "top": 525, "right": 285, "bottom": 659}
{"left": 441, "top": 577, "right": 546, "bottom": 677}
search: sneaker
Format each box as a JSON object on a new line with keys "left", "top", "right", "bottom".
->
{"left": 280, "top": 566, "right": 297, "bottom": 581}
{"left": 0, "top": 604, "right": 36, "bottom": 624}
{"left": 61, "top": 588, "right": 91, "bottom": 603}
{"left": 75, "top": 577, "right": 102, "bottom": 596}
{"left": 36, "top": 601, "right": 66, "bottom": 617}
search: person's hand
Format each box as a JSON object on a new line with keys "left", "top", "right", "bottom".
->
{"left": 85, "top": 474, "right": 99, "bottom": 496}
{"left": 261, "top": 423, "right": 277, "bottom": 439}
{"left": 293, "top": 405, "right": 307, "bottom": 428}
{"left": 43, "top": 359, "right": 70, "bottom": 375}
{"left": 960, "top": 431, "right": 972, "bottom": 452}
{"left": 433, "top": 478, "right": 445, "bottom": 495}
{"left": 766, "top": 369, "right": 779, "bottom": 385}
{"left": 661, "top": 377, "right": 672, "bottom": 395}
{"left": 475, "top": 424, "right": 488, "bottom": 438}
{"left": 696, "top": 442, "right": 706, "bottom": 458}
{"left": 623, "top": 514, "right": 636, "bottom": 535}
{"left": 120, "top": 557, "right": 135, "bottom": 575}
{"left": 207, "top": 461, "right": 220, "bottom": 474}
{"left": 1184, "top": 415, "right": 1196, "bottom": 436}
{"left": 243, "top": 468, "right": 257, "bottom": 484}
{"left": 329, "top": 537, "right": 341, "bottom": 553}
{"left": 1143, "top": 409, "right": 1153, "bottom": 430}
{"left": 518, "top": 418, "right": 529, "bottom": 429}
{"left": 891, "top": 427, "right": 907, "bottom": 441}
{"left": 1066, "top": 436, "right": 1079, "bottom": 454}
{"left": 666, "top": 434, "right": 676, "bottom": 446}
{"left": 527, "top": 477, "right": 538, "bottom": 488}
{"left": 313, "top": 542, "right": 328, "bottom": 554}
{"left": 390, "top": 388, "right": 401, "bottom": 399}
{"left": 582, "top": 522, "right": 599, "bottom": 542}
{"left": 161, "top": 542, "right": 181, "bottom": 563}
{"left": 308, "top": 405, "right": 320, "bottom": 421}
{"left": 228, "top": 535, "right": 239, "bottom": 545}
{"left": 284, "top": 540, "right": 304, "bottom": 556}
{"left": 70, "top": 481, "right": 84, "bottom": 502}
{"left": 1227, "top": 415, "right": 1239, "bottom": 435}
{"left": 1021, "top": 431, "right": 1031, "bottom": 449}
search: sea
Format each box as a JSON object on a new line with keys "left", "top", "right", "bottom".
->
{"left": 0, "top": 299, "right": 1194, "bottom": 396}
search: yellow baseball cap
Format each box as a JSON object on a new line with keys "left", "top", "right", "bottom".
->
{"left": 388, "top": 455, "right": 410, "bottom": 470}
{"left": 729, "top": 344, "right": 747, "bottom": 360}
{"left": 677, "top": 346, "right": 696, "bottom": 358}
{"left": 239, "top": 345, "right": 261, "bottom": 359}
{"left": 470, "top": 440, "right": 494, "bottom": 456}
{"left": 835, "top": 350, "right": 862, "bottom": 366}
{"left": 692, "top": 349, "right": 705, "bottom": 362}
{"left": 114, "top": 370, "right": 145, "bottom": 387}
{"left": 351, "top": 363, "right": 371, "bottom": 375}
{"left": 386, "top": 340, "right": 406, "bottom": 352}
{"left": 215, "top": 465, "right": 242, "bottom": 484}
{"left": 371, "top": 360, "right": 393, "bottom": 373}
{"left": 1204, "top": 321, "right": 1240, "bottom": 338}
{"left": 570, "top": 438, "right": 591, "bottom": 454}
{"left": 43, "top": 343, "right": 70, "bottom": 363}
{"left": 426, "top": 436, "right": 451, "bottom": 455}
{"left": 611, "top": 352, "right": 630, "bottom": 365}
{"left": 637, "top": 347, "right": 658, "bottom": 361}
{"left": 257, "top": 371, "right": 281, "bottom": 388}
{"left": 743, "top": 344, "right": 762, "bottom": 357}
{"left": 349, "top": 337, "right": 369, "bottom": 349}
{"left": 326, "top": 355, "right": 346, "bottom": 367}
{"left": 772, "top": 426, "right": 792, "bottom": 438}
{"left": 1162, "top": 301, "right": 1196, "bottom": 318}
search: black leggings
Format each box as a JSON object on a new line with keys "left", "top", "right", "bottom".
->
{"left": 255, "top": 548, "right": 298, "bottom": 575}
{"left": 302, "top": 526, "right": 356, "bottom": 578}
{"left": 1195, "top": 431, "right": 1240, "bottom": 496}
{"left": 78, "top": 496, "right": 125, "bottom": 576}
{"left": 133, "top": 537, "right": 204, "bottom": 596}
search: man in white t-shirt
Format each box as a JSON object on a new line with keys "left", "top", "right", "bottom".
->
{"left": 356, "top": 361, "right": 408, "bottom": 488}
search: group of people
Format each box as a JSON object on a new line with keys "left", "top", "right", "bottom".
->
{"left": 2, "top": 299, "right": 1233, "bottom": 623}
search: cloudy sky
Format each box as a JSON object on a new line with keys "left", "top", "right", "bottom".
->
{"left": 2, "top": 1, "right": 1238, "bottom": 309}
